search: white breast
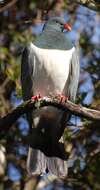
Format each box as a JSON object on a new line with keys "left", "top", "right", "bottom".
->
{"left": 30, "top": 43, "right": 75, "bottom": 96}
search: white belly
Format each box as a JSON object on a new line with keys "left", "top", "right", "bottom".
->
{"left": 30, "top": 43, "right": 75, "bottom": 96}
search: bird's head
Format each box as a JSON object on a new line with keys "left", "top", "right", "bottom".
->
{"left": 43, "top": 17, "right": 71, "bottom": 32}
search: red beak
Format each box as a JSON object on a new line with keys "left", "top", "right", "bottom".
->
{"left": 64, "top": 23, "right": 72, "bottom": 31}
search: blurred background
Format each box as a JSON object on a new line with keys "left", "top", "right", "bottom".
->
{"left": 0, "top": 0, "right": 100, "bottom": 189}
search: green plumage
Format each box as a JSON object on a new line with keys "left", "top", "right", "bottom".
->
{"left": 34, "top": 30, "right": 73, "bottom": 50}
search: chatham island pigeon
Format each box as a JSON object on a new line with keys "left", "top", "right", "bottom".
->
{"left": 21, "top": 17, "right": 80, "bottom": 178}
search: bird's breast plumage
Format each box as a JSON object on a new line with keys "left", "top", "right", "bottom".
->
{"left": 30, "top": 43, "right": 75, "bottom": 96}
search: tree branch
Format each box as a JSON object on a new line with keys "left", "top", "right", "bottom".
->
{"left": 0, "top": 0, "right": 18, "bottom": 13}
{"left": 67, "top": 0, "right": 100, "bottom": 12}
{"left": 0, "top": 97, "right": 100, "bottom": 134}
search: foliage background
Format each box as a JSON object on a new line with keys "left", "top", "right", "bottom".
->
{"left": 0, "top": 0, "right": 100, "bottom": 189}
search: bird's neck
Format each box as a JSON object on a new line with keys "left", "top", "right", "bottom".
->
{"left": 43, "top": 25, "right": 62, "bottom": 33}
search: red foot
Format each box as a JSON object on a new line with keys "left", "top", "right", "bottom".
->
{"left": 31, "top": 94, "right": 41, "bottom": 101}
{"left": 57, "top": 94, "right": 68, "bottom": 103}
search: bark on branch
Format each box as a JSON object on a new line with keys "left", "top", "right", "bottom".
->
{"left": 0, "top": 0, "right": 18, "bottom": 13}
{"left": 67, "top": 0, "right": 100, "bottom": 12}
{"left": 0, "top": 97, "right": 100, "bottom": 134}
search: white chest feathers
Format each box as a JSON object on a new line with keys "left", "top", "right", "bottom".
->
{"left": 30, "top": 43, "right": 75, "bottom": 96}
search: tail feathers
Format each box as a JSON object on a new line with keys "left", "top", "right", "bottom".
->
{"left": 27, "top": 147, "right": 46, "bottom": 176}
{"left": 27, "top": 147, "right": 68, "bottom": 178}
{"left": 47, "top": 157, "right": 68, "bottom": 178}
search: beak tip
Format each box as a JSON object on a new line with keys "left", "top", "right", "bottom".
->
{"left": 64, "top": 23, "right": 72, "bottom": 31}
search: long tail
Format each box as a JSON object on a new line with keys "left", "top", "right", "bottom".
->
{"left": 46, "top": 157, "right": 68, "bottom": 178}
{"left": 27, "top": 147, "right": 46, "bottom": 176}
{"left": 27, "top": 147, "right": 68, "bottom": 178}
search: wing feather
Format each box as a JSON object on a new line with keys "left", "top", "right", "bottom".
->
{"left": 66, "top": 47, "right": 80, "bottom": 101}
{"left": 70, "top": 47, "right": 80, "bottom": 101}
{"left": 21, "top": 45, "right": 34, "bottom": 101}
{"left": 21, "top": 45, "right": 47, "bottom": 175}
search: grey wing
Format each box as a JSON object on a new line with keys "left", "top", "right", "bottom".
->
{"left": 21, "top": 45, "right": 34, "bottom": 131}
{"left": 70, "top": 47, "right": 80, "bottom": 101}
{"left": 21, "top": 44, "right": 47, "bottom": 176}
{"left": 21, "top": 45, "right": 34, "bottom": 101}
{"left": 65, "top": 47, "right": 80, "bottom": 101}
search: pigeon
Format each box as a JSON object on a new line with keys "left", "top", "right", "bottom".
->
{"left": 21, "top": 17, "right": 80, "bottom": 178}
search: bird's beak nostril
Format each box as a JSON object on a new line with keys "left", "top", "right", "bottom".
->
{"left": 64, "top": 23, "right": 72, "bottom": 31}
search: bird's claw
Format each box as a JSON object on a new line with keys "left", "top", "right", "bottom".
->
{"left": 31, "top": 94, "right": 68, "bottom": 103}
{"left": 31, "top": 94, "right": 42, "bottom": 101}
{"left": 57, "top": 94, "right": 68, "bottom": 103}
